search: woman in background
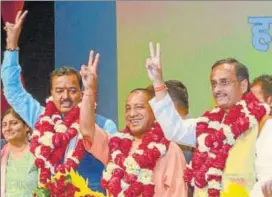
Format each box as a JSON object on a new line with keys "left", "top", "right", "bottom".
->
{"left": 1, "top": 108, "right": 38, "bottom": 197}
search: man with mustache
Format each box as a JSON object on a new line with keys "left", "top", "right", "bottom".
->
{"left": 250, "top": 75, "right": 272, "bottom": 197}
{"left": 144, "top": 42, "right": 271, "bottom": 197}
{"left": 79, "top": 52, "right": 188, "bottom": 197}
{"left": 1, "top": 10, "right": 117, "bottom": 193}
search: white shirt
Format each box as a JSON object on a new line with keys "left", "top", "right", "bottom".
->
{"left": 250, "top": 119, "right": 272, "bottom": 197}
{"left": 149, "top": 93, "right": 272, "bottom": 197}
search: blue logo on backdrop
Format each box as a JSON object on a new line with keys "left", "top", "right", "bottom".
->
{"left": 248, "top": 17, "right": 272, "bottom": 52}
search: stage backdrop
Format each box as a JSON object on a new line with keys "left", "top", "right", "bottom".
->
{"left": 54, "top": 1, "right": 272, "bottom": 129}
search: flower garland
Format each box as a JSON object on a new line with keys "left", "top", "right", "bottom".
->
{"left": 101, "top": 123, "right": 170, "bottom": 197}
{"left": 30, "top": 97, "right": 85, "bottom": 185}
{"left": 184, "top": 92, "right": 271, "bottom": 197}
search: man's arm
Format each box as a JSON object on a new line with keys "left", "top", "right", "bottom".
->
{"left": 79, "top": 50, "right": 111, "bottom": 165}
{"left": 149, "top": 93, "right": 197, "bottom": 146}
{"left": 145, "top": 42, "right": 196, "bottom": 146}
{"left": 2, "top": 11, "right": 44, "bottom": 129}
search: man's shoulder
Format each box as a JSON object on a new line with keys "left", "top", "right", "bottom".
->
{"left": 95, "top": 113, "right": 118, "bottom": 134}
{"left": 258, "top": 115, "right": 272, "bottom": 137}
{"left": 95, "top": 113, "right": 113, "bottom": 126}
{"left": 167, "top": 142, "right": 186, "bottom": 159}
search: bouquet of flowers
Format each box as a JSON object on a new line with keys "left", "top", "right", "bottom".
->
{"left": 33, "top": 169, "right": 105, "bottom": 197}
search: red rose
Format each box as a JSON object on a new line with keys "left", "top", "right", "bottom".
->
{"left": 31, "top": 135, "right": 39, "bottom": 144}
{"left": 121, "top": 139, "right": 133, "bottom": 155}
{"left": 130, "top": 182, "right": 143, "bottom": 196}
{"left": 221, "top": 144, "right": 231, "bottom": 153}
{"left": 194, "top": 170, "right": 207, "bottom": 188}
{"left": 109, "top": 137, "right": 122, "bottom": 153}
{"left": 114, "top": 154, "right": 125, "bottom": 168}
{"left": 110, "top": 136, "right": 122, "bottom": 144}
{"left": 107, "top": 177, "right": 122, "bottom": 196}
{"left": 101, "top": 179, "right": 108, "bottom": 189}
{"left": 144, "top": 149, "right": 160, "bottom": 167}
{"left": 40, "top": 145, "right": 52, "bottom": 159}
{"left": 52, "top": 133, "right": 62, "bottom": 147}
{"left": 67, "top": 128, "right": 77, "bottom": 138}
{"left": 40, "top": 122, "right": 54, "bottom": 133}
{"left": 206, "top": 111, "right": 224, "bottom": 122}
{"left": 236, "top": 116, "right": 250, "bottom": 132}
{"left": 192, "top": 151, "right": 207, "bottom": 170}
{"left": 30, "top": 142, "right": 40, "bottom": 154}
{"left": 150, "top": 133, "right": 161, "bottom": 143}
{"left": 40, "top": 168, "right": 51, "bottom": 183}
{"left": 49, "top": 147, "right": 66, "bottom": 165}
{"left": 65, "top": 159, "right": 78, "bottom": 170}
{"left": 73, "top": 143, "right": 85, "bottom": 160}
{"left": 208, "top": 188, "right": 220, "bottom": 197}
{"left": 142, "top": 184, "right": 155, "bottom": 197}
{"left": 35, "top": 158, "right": 45, "bottom": 168}
{"left": 141, "top": 135, "right": 153, "bottom": 148}
{"left": 196, "top": 122, "right": 208, "bottom": 135}
{"left": 207, "top": 174, "right": 221, "bottom": 182}
{"left": 184, "top": 168, "right": 193, "bottom": 183}
{"left": 204, "top": 135, "right": 215, "bottom": 148}
{"left": 249, "top": 104, "right": 266, "bottom": 121}
{"left": 123, "top": 173, "right": 137, "bottom": 184}
{"left": 160, "top": 137, "right": 170, "bottom": 148}
{"left": 55, "top": 177, "right": 66, "bottom": 190}
{"left": 211, "top": 152, "right": 227, "bottom": 170}
{"left": 55, "top": 164, "right": 66, "bottom": 173}
{"left": 230, "top": 123, "right": 241, "bottom": 139}
{"left": 133, "top": 154, "right": 146, "bottom": 168}
{"left": 45, "top": 101, "right": 58, "bottom": 114}
{"left": 112, "top": 168, "right": 124, "bottom": 179}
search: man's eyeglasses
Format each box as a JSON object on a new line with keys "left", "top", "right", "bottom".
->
{"left": 211, "top": 79, "right": 238, "bottom": 89}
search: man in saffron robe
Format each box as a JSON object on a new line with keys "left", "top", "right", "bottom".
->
{"left": 79, "top": 52, "right": 188, "bottom": 197}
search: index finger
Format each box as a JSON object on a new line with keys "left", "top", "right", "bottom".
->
{"left": 149, "top": 42, "right": 155, "bottom": 58}
{"left": 88, "top": 50, "right": 94, "bottom": 67}
{"left": 15, "top": 10, "right": 22, "bottom": 23}
{"left": 17, "top": 10, "right": 28, "bottom": 26}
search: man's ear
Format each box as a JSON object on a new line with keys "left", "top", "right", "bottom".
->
{"left": 240, "top": 79, "right": 249, "bottom": 94}
{"left": 267, "top": 96, "right": 272, "bottom": 108}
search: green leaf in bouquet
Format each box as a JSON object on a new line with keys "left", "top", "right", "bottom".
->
{"left": 33, "top": 187, "right": 50, "bottom": 197}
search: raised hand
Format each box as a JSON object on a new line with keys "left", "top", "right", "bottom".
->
{"left": 4, "top": 10, "right": 28, "bottom": 49}
{"left": 80, "top": 50, "right": 100, "bottom": 93}
{"left": 262, "top": 180, "right": 272, "bottom": 197}
{"left": 145, "top": 42, "right": 164, "bottom": 85}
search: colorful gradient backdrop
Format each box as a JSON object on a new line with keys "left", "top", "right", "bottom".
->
{"left": 116, "top": 1, "right": 272, "bottom": 128}
{"left": 3, "top": 2, "right": 269, "bottom": 129}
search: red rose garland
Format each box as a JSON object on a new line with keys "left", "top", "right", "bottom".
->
{"left": 101, "top": 123, "right": 170, "bottom": 197}
{"left": 184, "top": 92, "right": 271, "bottom": 197}
{"left": 30, "top": 97, "right": 85, "bottom": 185}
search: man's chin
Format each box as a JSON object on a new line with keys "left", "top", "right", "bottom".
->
{"left": 216, "top": 102, "right": 229, "bottom": 110}
{"left": 60, "top": 107, "right": 73, "bottom": 114}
